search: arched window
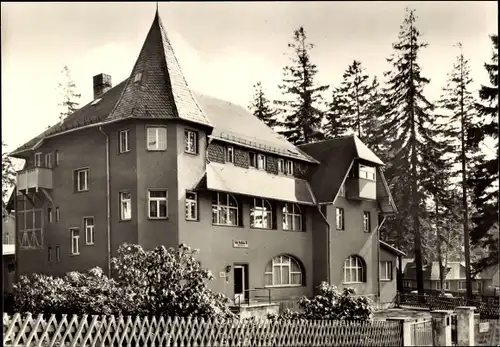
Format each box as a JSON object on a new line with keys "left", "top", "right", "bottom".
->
{"left": 283, "top": 203, "right": 302, "bottom": 231}
{"left": 212, "top": 192, "right": 238, "bottom": 226}
{"left": 343, "top": 255, "right": 366, "bottom": 284}
{"left": 250, "top": 198, "right": 273, "bottom": 229}
{"left": 264, "top": 255, "right": 303, "bottom": 287}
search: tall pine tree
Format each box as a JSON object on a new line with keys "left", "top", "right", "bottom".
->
{"left": 337, "top": 60, "right": 373, "bottom": 140}
{"left": 248, "top": 81, "right": 279, "bottom": 128}
{"left": 364, "top": 76, "right": 389, "bottom": 158}
{"left": 324, "top": 87, "right": 350, "bottom": 139}
{"left": 468, "top": 34, "right": 499, "bottom": 272}
{"left": 275, "top": 26, "right": 329, "bottom": 145}
{"left": 57, "top": 65, "right": 81, "bottom": 122}
{"left": 379, "top": 8, "right": 444, "bottom": 295}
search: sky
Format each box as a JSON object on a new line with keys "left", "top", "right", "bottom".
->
{"left": 1, "top": 1, "right": 498, "bottom": 155}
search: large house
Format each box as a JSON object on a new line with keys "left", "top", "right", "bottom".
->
{"left": 9, "top": 9, "right": 402, "bottom": 307}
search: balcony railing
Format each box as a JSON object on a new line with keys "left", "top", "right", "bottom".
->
{"left": 17, "top": 167, "right": 53, "bottom": 191}
{"left": 346, "top": 177, "right": 376, "bottom": 200}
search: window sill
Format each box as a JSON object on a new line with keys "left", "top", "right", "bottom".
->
{"left": 119, "top": 218, "right": 132, "bottom": 223}
{"left": 186, "top": 218, "right": 199, "bottom": 222}
{"left": 264, "top": 284, "right": 303, "bottom": 288}
{"left": 380, "top": 279, "right": 392, "bottom": 282}
{"left": 70, "top": 253, "right": 80, "bottom": 257}
{"left": 282, "top": 229, "right": 305, "bottom": 232}
{"left": 250, "top": 226, "right": 276, "bottom": 231}
{"left": 118, "top": 150, "right": 131, "bottom": 155}
{"left": 85, "top": 242, "right": 95, "bottom": 246}
{"left": 147, "top": 148, "right": 167, "bottom": 152}
{"left": 343, "top": 282, "right": 365, "bottom": 285}
{"left": 148, "top": 217, "right": 169, "bottom": 220}
{"left": 212, "top": 223, "right": 242, "bottom": 228}
{"left": 75, "top": 189, "right": 90, "bottom": 193}
{"left": 336, "top": 228, "right": 345, "bottom": 231}
{"left": 184, "top": 151, "right": 199, "bottom": 156}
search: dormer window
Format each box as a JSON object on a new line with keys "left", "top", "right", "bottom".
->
{"left": 134, "top": 72, "right": 142, "bottom": 83}
{"left": 225, "top": 146, "right": 234, "bottom": 163}
{"left": 359, "top": 164, "right": 376, "bottom": 181}
{"left": 285, "top": 160, "right": 294, "bottom": 176}
{"left": 249, "top": 152, "right": 257, "bottom": 168}
{"left": 278, "top": 159, "right": 285, "bottom": 174}
{"left": 34, "top": 152, "right": 42, "bottom": 167}
{"left": 257, "top": 154, "right": 266, "bottom": 170}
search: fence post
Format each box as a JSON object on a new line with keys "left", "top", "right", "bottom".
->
{"left": 430, "top": 310, "right": 453, "bottom": 346}
{"left": 386, "top": 317, "right": 414, "bottom": 346}
{"left": 455, "top": 306, "right": 476, "bottom": 346}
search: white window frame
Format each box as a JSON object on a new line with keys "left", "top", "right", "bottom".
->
{"left": 45, "top": 153, "right": 53, "bottom": 168}
{"left": 84, "top": 217, "right": 95, "bottom": 245}
{"left": 343, "top": 256, "right": 366, "bottom": 284}
{"left": 75, "top": 168, "right": 89, "bottom": 192}
{"left": 285, "top": 160, "right": 294, "bottom": 175}
{"left": 70, "top": 228, "right": 80, "bottom": 255}
{"left": 476, "top": 281, "right": 483, "bottom": 292}
{"left": 55, "top": 207, "right": 60, "bottom": 222}
{"left": 55, "top": 150, "right": 60, "bottom": 166}
{"left": 359, "top": 164, "right": 376, "bottom": 181}
{"left": 185, "top": 191, "right": 198, "bottom": 221}
{"left": 250, "top": 198, "right": 273, "bottom": 229}
{"left": 212, "top": 192, "right": 239, "bottom": 226}
{"left": 458, "top": 281, "right": 466, "bottom": 291}
{"left": 184, "top": 130, "right": 198, "bottom": 154}
{"left": 436, "top": 281, "right": 450, "bottom": 291}
{"left": 148, "top": 189, "right": 168, "bottom": 219}
{"left": 55, "top": 246, "right": 60, "bottom": 262}
{"left": 249, "top": 152, "right": 257, "bottom": 168}
{"left": 264, "top": 255, "right": 303, "bottom": 287}
{"left": 278, "top": 158, "right": 285, "bottom": 174}
{"left": 48, "top": 207, "right": 53, "bottom": 223}
{"left": 34, "top": 152, "right": 42, "bottom": 167}
{"left": 380, "top": 261, "right": 392, "bottom": 281}
{"left": 257, "top": 154, "right": 266, "bottom": 170}
{"left": 146, "top": 126, "right": 167, "bottom": 151}
{"left": 225, "top": 145, "right": 234, "bottom": 163}
{"left": 119, "top": 191, "right": 132, "bottom": 221}
{"left": 119, "top": 129, "right": 130, "bottom": 153}
{"left": 363, "top": 211, "right": 371, "bottom": 232}
{"left": 336, "top": 207, "right": 345, "bottom": 230}
{"left": 282, "top": 203, "right": 302, "bottom": 231}
{"left": 403, "top": 280, "right": 412, "bottom": 288}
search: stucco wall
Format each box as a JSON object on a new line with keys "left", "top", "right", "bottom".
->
{"left": 379, "top": 247, "right": 397, "bottom": 303}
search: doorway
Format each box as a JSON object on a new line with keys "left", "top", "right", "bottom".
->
{"left": 233, "top": 264, "right": 249, "bottom": 304}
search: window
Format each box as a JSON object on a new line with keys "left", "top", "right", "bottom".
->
{"left": 359, "top": 164, "right": 376, "bottom": 181}
{"left": 278, "top": 159, "right": 285, "bottom": 174}
{"left": 55, "top": 150, "right": 60, "bottom": 166}
{"left": 55, "top": 246, "right": 60, "bottom": 262}
{"left": 148, "top": 189, "right": 168, "bottom": 219}
{"left": 282, "top": 203, "right": 302, "bottom": 231}
{"left": 363, "top": 211, "right": 371, "bottom": 232}
{"left": 185, "top": 191, "right": 198, "bottom": 221}
{"left": 225, "top": 146, "right": 234, "bottom": 163}
{"left": 343, "top": 255, "right": 366, "bottom": 284}
{"left": 458, "top": 281, "right": 466, "bottom": 291}
{"left": 56, "top": 207, "right": 60, "bottom": 222}
{"left": 119, "top": 129, "right": 130, "bottom": 153}
{"left": 264, "top": 255, "right": 303, "bottom": 287}
{"left": 70, "top": 228, "right": 80, "bottom": 255}
{"left": 119, "top": 191, "right": 132, "bottom": 221}
{"left": 285, "top": 160, "right": 294, "bottom": 175}
{"left": 250, "top": 198, "right": 273, "bottom": 229}
{"left": 338, "top": 183, "right": 345, "bottom": 197}
{"left": 84, "top": 217, "right": 95, "bottom": 245}
{"left": 48, "top": 246, "right": 52, "bottom": 262}
{"left": 34, "top": 152, "right": 42, "bottom": 167}
{"left": 48, "top": 207, "right": 53, "bottom": 223}
{"left": 184, "top": 130, "right": 198, "bottom": 154}
{"left": 380, "top": 261, "right": 393, "bottom": 281}
{"left": 403, "top": 280, "right": 412, "bottom": 288}
{"left": 436, "top": 281, "right": 450, "bottom": 291}
{"left": 257, "top": 154, "right": 266, "bottom": 170}
{"left": 212, "top": 192, "right": 238, "bottom": 226}
{"left": 336, "top": 207, "right": 345, "bottom": 230}
{"left": 134, "top": 72, "right": 142, "bottom": 83}
{"left": 45, "top": 153, "right": 53, "bottom": 168}
{"left": 147, "top": 127, "right": 167, "bottom": 151}
{"left": 476, "top": 281, "right": 483, "bottom": 293}
{"left": 74, "top": 168, "right": 89, "bottom": 192}
{"left": 249, "top": 152, "right": 257, "bottom": 168}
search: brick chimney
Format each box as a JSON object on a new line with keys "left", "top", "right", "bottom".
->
{"left": 93, "top": 73, "right": 112, "bottom": 99}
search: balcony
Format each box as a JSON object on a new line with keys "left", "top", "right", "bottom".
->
{"left": 346, "top": 177, "right": 376, "bottom": 200}
{"left": 17, "top": 167, "right": 53, "bottom": 192}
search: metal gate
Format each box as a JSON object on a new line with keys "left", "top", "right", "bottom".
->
{"left": 409, "top": 319, "right": 433, "bottom": 346}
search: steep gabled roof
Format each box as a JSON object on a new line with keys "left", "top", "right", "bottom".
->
{"left": 380, "top": 240, "right": 406, "bottom": 257}
{"left": 193, "top": 92, "right": 318, "bottom": 163}
{"left": 106, "top": 10, "right": 211, "bottom": 127}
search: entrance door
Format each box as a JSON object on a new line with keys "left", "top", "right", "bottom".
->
{"left": 234, "top": 265, "right": 247, "bottom": 304}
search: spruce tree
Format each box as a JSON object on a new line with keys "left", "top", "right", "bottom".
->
{"left": 468, "top": 34, "right": 499, "bottom": 272}
{"left": 324, "top": 87, "right": 349, "bottom": 138}
{"left": 364, "top": 76, "right": 389, "bottom": 158}
{"left": 275, "top": 26, "right": 329, "bottom": 145}
{"left": 379, "top": 8, "right": 444, "bottom": 295}
{"left": 2, "top": 142, "right": 16, "bottom": 208}
{"left": 248, "top": 81, "right": 279, "bottom": 128}
{"left": 57, "top": 65, "right": 81, "bottom": 122}
{"left": 337, "top": 60, "right": 373, "bottom": 140}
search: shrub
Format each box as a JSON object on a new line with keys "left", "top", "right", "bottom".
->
{"left": 268, "top": 282, "right": 374, "bottom": 321}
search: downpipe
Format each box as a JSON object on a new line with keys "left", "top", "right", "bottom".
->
{"left": 376, "top": 217, "right": 387, "bottom": 306}
{"left": 99, "top": 126, "right": 112, "bottom": 277}
{"left": 316, "top": 205, "right": 331, "bottom": 284}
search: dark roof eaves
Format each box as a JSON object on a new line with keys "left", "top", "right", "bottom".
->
{"left": 380, "top": 240, "right": 406, "bottom": 256}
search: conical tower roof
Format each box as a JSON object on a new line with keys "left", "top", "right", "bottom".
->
{"left": 106, "top": 9, "right": 212, "bottom": 127}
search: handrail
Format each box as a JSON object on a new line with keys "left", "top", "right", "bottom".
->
{"left": 236, "top": 287, "right": 272, "bottom": 307}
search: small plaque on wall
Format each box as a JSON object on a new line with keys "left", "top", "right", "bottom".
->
{"left": 233, "top": 240, "right": 248, "bottom": 248}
